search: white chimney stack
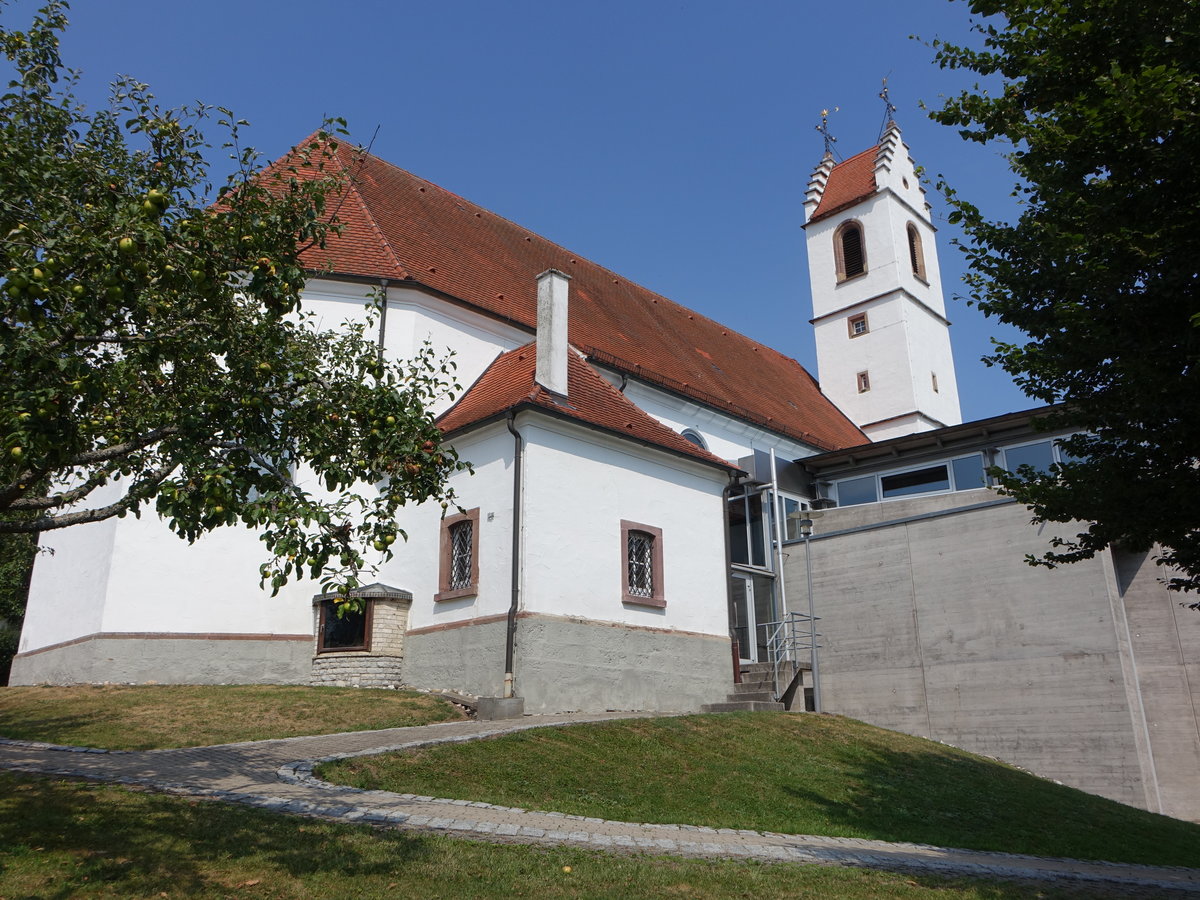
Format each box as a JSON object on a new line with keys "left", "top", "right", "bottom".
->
{"left": 535, "top": 269, "right": 570, "bottom": 395}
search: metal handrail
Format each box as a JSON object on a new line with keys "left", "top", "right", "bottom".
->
{"left": 762, "top": 612, "right": 820, "bottom": 706}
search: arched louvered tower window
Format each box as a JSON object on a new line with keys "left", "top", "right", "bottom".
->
{"left": 834, "top": 221, "right": 866, "bottom": 281}
{"left": 907, "top": 222, "right": 927, "bottom": 281}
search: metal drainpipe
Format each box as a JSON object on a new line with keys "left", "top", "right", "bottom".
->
{"left": 722, "top": 471, "right": 744, "bottom": 683}
{"left": 377, "top": 278, "right": 389, "bottom": 357}
{"left": 503, "top": 411, "right": 524, "bottom": 699}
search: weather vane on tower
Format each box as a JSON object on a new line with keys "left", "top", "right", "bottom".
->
{"left": 816, "top": 106, "right": 840, "bottom": 159}
{"left": 878, "top": 76, "right": 897, "bottom": 138}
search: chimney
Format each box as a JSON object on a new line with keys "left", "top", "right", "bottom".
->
{"left": 535, "top": 269, "right": 570, "bottom": 395}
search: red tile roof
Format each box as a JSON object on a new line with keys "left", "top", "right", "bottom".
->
{"left": 437, "top": 345, "right": 736, "bottom": 469}
{"left": 809, "top": 145, "right": 880, "bottom": 223}
{"left": 280, "top": 133, "right": 866, "bottom": 451}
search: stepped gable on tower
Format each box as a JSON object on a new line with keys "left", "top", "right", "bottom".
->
{"left": 276, "top": 134, "right": 866, "bottom": 452}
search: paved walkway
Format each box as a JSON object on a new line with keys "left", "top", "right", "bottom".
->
{"left": 2, "top": 713, "right": 1199, "bottom": 895}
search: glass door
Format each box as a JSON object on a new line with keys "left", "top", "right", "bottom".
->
{"left": 731, "top": 572, "right": 756, "bottom": 663}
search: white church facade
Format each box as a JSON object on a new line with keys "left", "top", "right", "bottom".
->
{"left": 12, "top": 125, "right": 1200, "bottom": 820}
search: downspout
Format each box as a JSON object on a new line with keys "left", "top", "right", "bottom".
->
{"left": 503, "top": 410, "right": 524, "bottom": 699}
{"left": 377, "top": 278, "right": 389, "bottom": 357}
{"left": 723, "top": 471, "right": 744, "bottom": 683}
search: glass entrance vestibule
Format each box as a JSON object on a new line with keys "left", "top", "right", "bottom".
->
{"left": 727, "top": 485, "right": 809, "bottom": 663}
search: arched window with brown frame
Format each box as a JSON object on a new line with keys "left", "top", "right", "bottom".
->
{"left": 834, "top": 220, "right": 866, "bottom": 282}
{"left": 907, "top": 222, "right": 927, "bottom": 282}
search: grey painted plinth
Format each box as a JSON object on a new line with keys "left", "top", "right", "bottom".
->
{"left": 477, "top": 697, "right": 525, "bottom": 720}
{"left": 9, "top": 635, "right": 312, "bottom": 686}
{"left": 405, "top": 613, "right": 731, "bottom": 714}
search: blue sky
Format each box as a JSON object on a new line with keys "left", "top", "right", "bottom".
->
{"left": 24, "top": 0, "right": 1029, "bottom": 421}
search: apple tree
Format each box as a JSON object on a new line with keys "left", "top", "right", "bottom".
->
{"left": 0, "top": 2, "right": 466, "bottom": 602}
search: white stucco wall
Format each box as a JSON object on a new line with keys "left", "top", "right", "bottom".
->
{"left": 19, "top": 484, "right": 119, "bottom": 651}
{"left": 596, "top": 375, "right": 824, "bottom": 464}
{"left": 303, "top": 279, "right": 531, "bottom": 417}
{"left": 379, "top": 422, "right": 516, "bottom": 630}
{"left": 518, "top": 416, "right": 730, "bottom": 636}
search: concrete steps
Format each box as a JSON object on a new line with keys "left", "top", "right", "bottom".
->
{"left": 701, "top": 662, "right": 786, "bottom": 713}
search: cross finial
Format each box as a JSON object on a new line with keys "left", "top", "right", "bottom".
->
{"left": 816, "top": 106, "right": 840, "bottom": 158}
{"left": 878, "top": 77, "right": 898, "bottom": 138}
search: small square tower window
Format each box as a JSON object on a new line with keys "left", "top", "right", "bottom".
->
{"left": 848, "top": 313, "right": 869, "bottom": 338}
{"left": 857, "top": 371, "right": 871, "bottom": 393}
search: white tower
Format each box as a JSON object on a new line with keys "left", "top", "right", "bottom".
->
{"left": 804, "top": 122, "right": 962, "bottom": 441}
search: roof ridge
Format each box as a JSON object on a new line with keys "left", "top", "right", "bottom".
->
{"left": 342, "top": 154, "right": 410, "bottom": 281}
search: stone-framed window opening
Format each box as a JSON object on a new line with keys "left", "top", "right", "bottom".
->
{"left": 316, "top": 598, "right": 372, "bottom": 653}
{"left": 848, "top": 312, "right": 869, "bottom": 338}
{"left": 907, "top": 222, "right": 927, "bottom": 282}
{"left": 621, "top": 520, "right": 665, "bottom": 608}
{"left": 834, "top": 220, "right": 867, "bottom": 282}
{"left": 310, "top": 583, "right": 413, "bottom": 689}
{"left": 436, "top": 507, "right": 480, "bottom": 602}
{"left": 857, "top": 370, "right": 871, "bottom": 393}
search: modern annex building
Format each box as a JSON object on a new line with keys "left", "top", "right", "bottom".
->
{"left": 13, "top": 125, "right": 1200, "bottom": 819}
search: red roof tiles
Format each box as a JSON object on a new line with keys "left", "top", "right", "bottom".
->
{"left": 437, "top": 345, "right": 736, "bottom": 469}
{"left": 809, "top": 146, "right": 880, "bottom": 223}
{"left": 281, "top": 134, "right": 866, "bottom": 451}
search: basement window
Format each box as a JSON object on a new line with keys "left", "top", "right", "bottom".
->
{"left": 317, "top": 599, "right": 371, "bottom": 653}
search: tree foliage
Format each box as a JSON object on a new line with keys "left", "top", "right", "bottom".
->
{"left": 0, "top": 2, "right": 466, "bottom": 601}
{"left": 930, "top": 0, "right": 1200, "bottom": 594}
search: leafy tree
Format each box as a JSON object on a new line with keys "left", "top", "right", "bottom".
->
{"left": 0, "top": 2, "right": 465, "bottom": 601}
{"left": 929, "top": 0, "right": 1200, "bottom": 594}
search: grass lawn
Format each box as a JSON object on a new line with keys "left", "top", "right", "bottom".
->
{"left": 321, "top": 712, "right": 1200, "bottom": 869}
{"left": 0, "top": 772, "right": 1115, "bottom": 899}
{"left": 0, "top": 684, "right": 465, "bottom": 749}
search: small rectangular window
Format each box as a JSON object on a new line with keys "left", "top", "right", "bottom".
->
{"left": 1003, "top": 441, "right": 1055, "bottom": 476}
{"left": 857, "top": 371, "right": 871, "bottom": 393}
{"left": 951, "top": 454, "right": 987, "bottom": 490}
{"left": 848, "top": 313, "right": 869, "bottom": 338}
{"left": 449, "top": 521, "right": 473, "bottom": 589}
{"left": 837, "top": 475, "right": 878, "bottom": 507}
{"left": 436, "top": 507, "right": 480, "bottom": 601}
{"left": 880, "top": 465, "right": 950, "bottom": 499}
{"left": 931, "top": 372, "right": 939, "bottom": 393}
{"left": 621, "top": 520, "right": 665, "bottom": 607}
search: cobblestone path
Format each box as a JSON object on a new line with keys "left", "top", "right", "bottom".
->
{"left": 2, "top": 712, "right": 1198, "bottom": 895}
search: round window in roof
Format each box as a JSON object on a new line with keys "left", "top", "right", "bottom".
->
{"left": 681, "top": 429, "right": 707, "bottom": 450}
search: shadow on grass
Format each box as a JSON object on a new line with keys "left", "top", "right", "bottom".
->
{"left": 0, "top": 774, "right": 1142, "bottom": 900}
{"left": 778, "top": 740, "right": 1200, "bottom": 868}
{"left": 0, "top": 775, "right": 435, "bottom": 898}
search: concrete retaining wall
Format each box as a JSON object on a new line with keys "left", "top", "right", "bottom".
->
{"left": 784, "top": 492, "right": 1200, "bottom": 820}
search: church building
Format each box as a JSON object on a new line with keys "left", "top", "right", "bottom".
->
{"left": 12, "top": 123, "right": 1200, "bottom": 820}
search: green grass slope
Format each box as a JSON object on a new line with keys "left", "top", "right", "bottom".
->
{"left": 0, "top": 684, "right": 464, "bottom": 749}
{"left": 321, "top": 712, "right": 1200, "bottom": 868}
{"left": 0, "top": 772, "right": 1122, "bottom": 899}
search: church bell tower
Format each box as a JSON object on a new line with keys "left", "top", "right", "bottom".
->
{"left": 803, "top": 119, "right": 962, "bottom": 441}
